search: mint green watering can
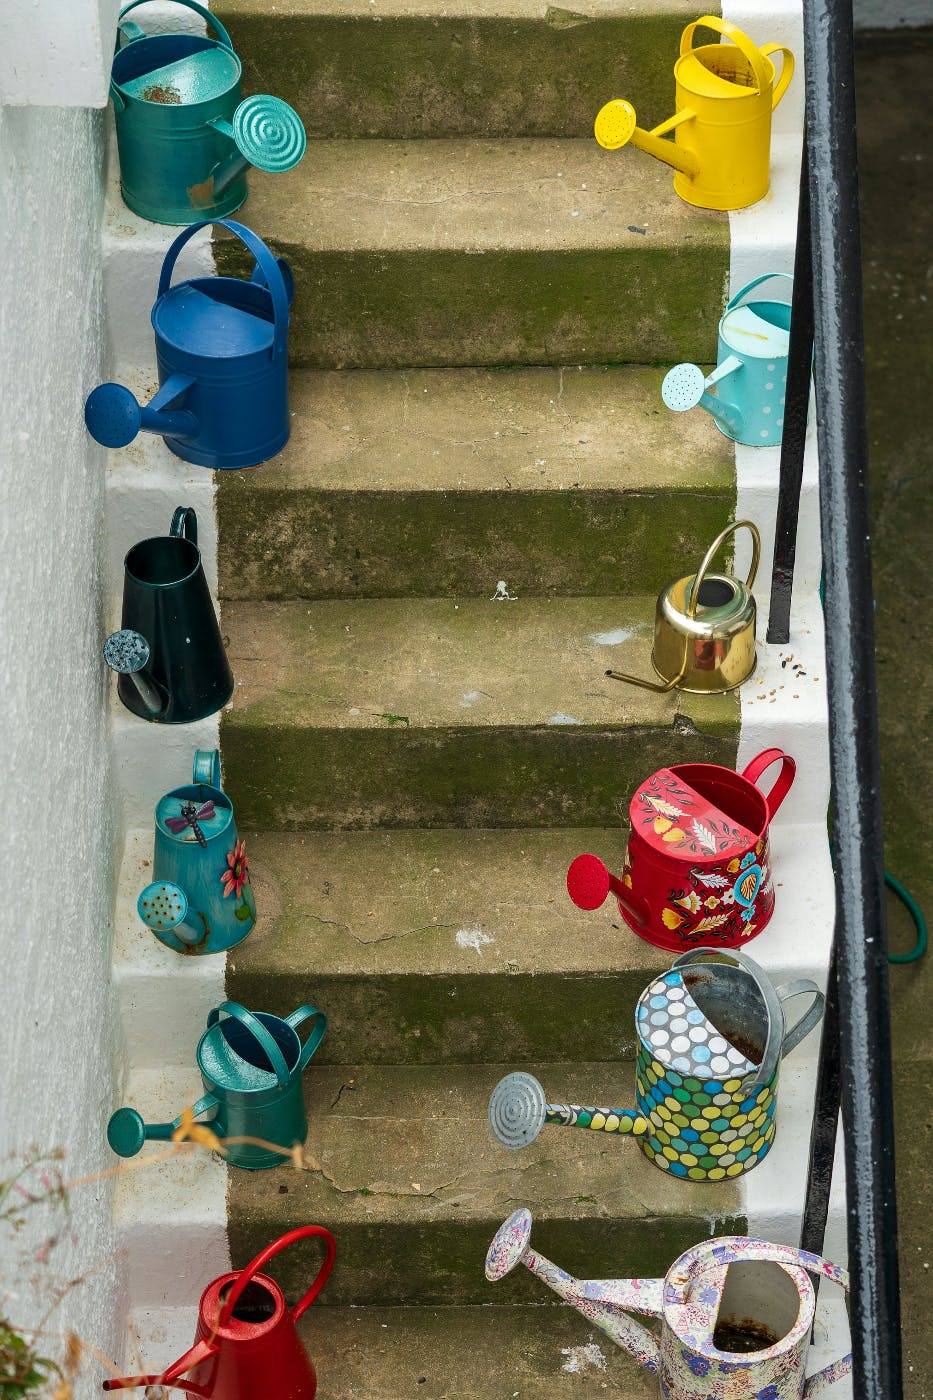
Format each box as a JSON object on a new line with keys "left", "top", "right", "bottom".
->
{"left": 111, "top": 0, "right": 306, "bottom": 224}
{"left": 108, "top": 1000, "right": 327, "bottom": 1170}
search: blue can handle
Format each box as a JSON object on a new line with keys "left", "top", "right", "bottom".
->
{"left": 159, "top": 220, "right": 290, "bottom": 362}
{"left": 725, "top": 270, "right": 793, "bottom": 314}
{"left": 192, "top": 749, "right": 221, "bottom": 787}
{"left": 207, "top": 1002, "right": 292, "bottom": 1088}
{"left": 170, "top": 505, "right": 198, "bottom": 545}
{"left": 285, "top": 1005, "right": 329, "bottom": 1071}
{"left": 116, "top": 0, "right": 235, "bottom": 52}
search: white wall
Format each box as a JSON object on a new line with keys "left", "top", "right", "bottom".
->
{"left": 0, "top": 106, "right": 123, "bottom": 1396}
{"left": 0, "top": 0, "right": 119, "bottom": 106}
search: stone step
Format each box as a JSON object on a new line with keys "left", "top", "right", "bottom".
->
{"left": 127, "top": 1297, "right": 854, "bottom": 1400}
{"left": 218, "top": 140, "right": 728, "bottom": 369}
{"left": 216, "top": 365, "right": 733, "bottom": 601}
{"left": 215, "top": 0, "right": 701, "bottom": 143}
{"left": 128, "top": 1303, "right": 660, "bottom": 1398}
{"left": 219, "top": 595, "right": 739, "bottom": 830}
{"left": 214, "top": 0, "right": 699, "bottom": 142}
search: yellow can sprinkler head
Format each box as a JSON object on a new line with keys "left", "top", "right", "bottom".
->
{"left": 594, "top": 99, "right": 638, "bottom": 151}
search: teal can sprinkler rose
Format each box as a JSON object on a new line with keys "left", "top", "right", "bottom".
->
{"left": 110, "top": 0, "right": 306, "bottom": 224}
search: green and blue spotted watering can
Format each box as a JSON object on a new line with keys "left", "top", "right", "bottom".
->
{"left": 111, "top": 0, "right": 306, "bottom": 224}
{"left": 108, "top": 999, "right": 327, "bottom": 1170}
{"left": 663, "top": 273, "right": 795, "bottom": 446}
{"left": 137, "top": 749, "right": 255, "bottom": 954}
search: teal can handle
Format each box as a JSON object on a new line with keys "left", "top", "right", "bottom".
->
{"left": 207, "top": 1002, "right": 291, "bottom": 1088}
{"left": 726, "top": 270, "right": 794, "bottom": 314}
{"left": 285, "top": 1004, "right": 329, "bottom": 1071}
{"left": 159, "top": 220, "right": 290, "bottom": 361}
{"left": 116, "top": 0, "right": 235, "bottom": 51}
{"left": 192, "top": 749, "right": 221, "bottom": 787}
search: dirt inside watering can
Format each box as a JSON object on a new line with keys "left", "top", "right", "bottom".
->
{"left": 142, "top": 83, "right": 181, "bottom": 104}
{"left": 712, "top": 1318, "right": 781, "bottom": 1352}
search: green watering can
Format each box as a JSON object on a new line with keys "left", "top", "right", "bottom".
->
{"left": 107, "top": 1001, "right": 327, "bottom": 1170}
{"left": 110, "top": 0, "right": 306, "bottom": 224}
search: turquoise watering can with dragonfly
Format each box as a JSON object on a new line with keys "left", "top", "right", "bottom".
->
{"left": 137, "top": 749, "right": 255, "bottom": 954}
{"left": 108, "top": 1000, "right": 328, "bottom": 1170}
{"left": 110, "top": 0, "right": 306, "bottom": 224}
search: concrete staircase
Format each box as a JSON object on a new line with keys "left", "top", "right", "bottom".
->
{"left": 104, "top": 0, "right": 852, "bottom": 1393}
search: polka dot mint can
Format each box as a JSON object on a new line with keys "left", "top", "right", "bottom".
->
{"left": 634, "top": 947, "right": 825, "bottom": 1181}
{"left": 662, "top": 273, "right": 793, "bottom": 447}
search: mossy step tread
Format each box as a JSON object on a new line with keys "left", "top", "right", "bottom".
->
{"left": 228, "top": 1061, "right": 743, "bottom": 1304}
{"left": 216, "top": 0, "right": 706, "bottom": 145}
{"left": 217, "top": 365, "right": 732, "bottom": 600}
{"left": 230, "top": 826, "right": 667, "bottom": 1063}
{"left": 220, "top": 142, "right": 728, "bottom": 368}
{"left": 223, "top": 596, "right": 734, "bottom": 731}
{"left": 220, "top": 596, "right": 738, "bottom": 829}
{"left": 295, "top": 1303, "right": 656, "bottom": 1397}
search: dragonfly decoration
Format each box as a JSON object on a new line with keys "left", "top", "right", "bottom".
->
{"left": 165, "top": 799, "right": 215, "bottom": 848}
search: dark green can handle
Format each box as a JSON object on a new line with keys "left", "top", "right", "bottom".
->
{"left": 285, "top": 1004, "right": 329, "bottom": 1071}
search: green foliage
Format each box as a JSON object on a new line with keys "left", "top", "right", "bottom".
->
{"left": 0, "top": 1323, "right": 61, "bottom": 1399}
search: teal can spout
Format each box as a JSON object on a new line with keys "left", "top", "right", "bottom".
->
{"left": 137, "top": 880, "right": 204, "bottom": 946}
{"left": 107, "top": 1096, "right": 219, "bottom": 1158}
{"left": 662, "top": 357, "right": 746, "bottom": 441}
{"left": 208, "top": 94, "right": 306, "bottom": 197}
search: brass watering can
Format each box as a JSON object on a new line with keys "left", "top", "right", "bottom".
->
{"left": 606, "top": 520, "right": 760, "bottom": 694}
{"left": 594, "top": 16, "right": 794, "bottom": 211}
{"left": 486, "top": 1209, "right": 852, "bottom": 1398}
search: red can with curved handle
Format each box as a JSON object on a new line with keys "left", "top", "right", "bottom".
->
{"left": 568, "top": 749, "right": 795, "bottom": 951}
{"left": 103, "top": 1225, "right": 336, "bottom": 1399}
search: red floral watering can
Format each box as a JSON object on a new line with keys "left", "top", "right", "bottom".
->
{"left": 568, "top": 749, "right": 795, "bottom": 950}
{"left": 103, "top": 1225, "right": 335, "bottom": 1398}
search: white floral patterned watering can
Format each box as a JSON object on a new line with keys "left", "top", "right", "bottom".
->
{"left": 486, "top": 1209, "right": 851, "bottom": 1398}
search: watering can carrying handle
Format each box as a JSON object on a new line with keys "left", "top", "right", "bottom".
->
{"left": 170, "top": 505, "right": 198, "bottom": 545}
{"left": 285, "top": 1004, "right": 329, "bottom": 1070}
{"left": 741, "top": 747, "right": 796, "bottom": 820}
{"left": 726, "top": 271, "right": 794, "bottom": 315}
{"left": 760, "top": 43, "right": 796, "bottom": 110}
{"left": 192, "top": 748, "right": 221, "bottom": 787}
{"left": 774, "top": 978, "right": 825, "bottom": 1058}
{"left": 672, "top": 945, "right": 785, "bottom": 1093}
{"left": 688, "top": 519, "right": 761, "bottom": 621}
{"left": 207, "top": 1002, "right": 292, "bottom": 1089}
{"left": 159, "top": 220, "right": 290, "bottom": 361}
{"left": 680, "top": 15, "right": 771, "bottom": 97}
{"left": 116, "top": 0, "right": 234, "bottom": 50}
{"left": 219, "top": 1224, "right": 337, "bottom": 1327}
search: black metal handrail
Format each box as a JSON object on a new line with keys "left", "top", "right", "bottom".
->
{"left": 775, "top": 2, "right": 903, "bottom": 1394}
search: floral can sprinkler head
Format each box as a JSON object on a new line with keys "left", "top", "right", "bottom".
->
{"left": 485, "top": 1210, "right": 851, "bottom": 1398}
{"left": 594, "top": 16, "right": 794, "bottom": 212}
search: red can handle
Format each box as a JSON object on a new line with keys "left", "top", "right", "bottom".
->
{"left": 740, "top": 748, "right": 796, "bottom": 820}
{"left": 218, "top": 1225, "right": 337, "bottom": 1327}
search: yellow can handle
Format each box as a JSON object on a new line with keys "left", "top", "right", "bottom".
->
{"left": 680, "top": 15, "right": 771, "bottom": 97}
{"left": 760, "top": 43, "right": 796, "bottom": 110}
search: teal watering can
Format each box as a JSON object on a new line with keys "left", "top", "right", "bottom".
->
{"left": 108, "top": 1000, "right": 327, "bottom": 1170}
{"left": 662, "top": 273, "right": 795, "bottom": 446}
{"left": 137, "top": 749, "right": 255, "bottom": 954}
{"left": 110, "top": 0, "right": 306, "bottom": 225}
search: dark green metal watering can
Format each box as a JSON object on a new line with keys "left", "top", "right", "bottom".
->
{"left": 107, "top": 1001, "right": 327, "bottom": 1170}
{"left": 110, "top": 0, "right": 306, "bottom": 225}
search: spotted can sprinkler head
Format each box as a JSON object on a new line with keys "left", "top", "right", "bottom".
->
{"left": 488, "top": 1072, "right": 547, "bottom": 1150}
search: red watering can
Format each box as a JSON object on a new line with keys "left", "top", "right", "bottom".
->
{"left": 103, "top": 1225, "right": 335, "bottom": 1398}
{"left": 568, "top": 749, "right": 795, "bottom": 951}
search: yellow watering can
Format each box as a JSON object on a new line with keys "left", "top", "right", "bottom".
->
{"left": 594, "top": 16, "right": 794, "bottom": 211}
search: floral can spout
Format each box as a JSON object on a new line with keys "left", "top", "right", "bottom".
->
{"left": 485, "top": 1212, "right": 852, "bottom": 1398}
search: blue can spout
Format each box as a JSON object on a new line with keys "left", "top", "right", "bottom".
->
{"left": 85, "top": 374, "right": 198, "bottom": 450}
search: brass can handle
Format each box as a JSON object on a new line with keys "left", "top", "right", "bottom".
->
{"left": 687, "top": 519, "right": 761, "bottom": 621}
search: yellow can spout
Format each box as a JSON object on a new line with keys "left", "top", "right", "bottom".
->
{"left": 594, "top": 100, "right": 700, "bottom": 179}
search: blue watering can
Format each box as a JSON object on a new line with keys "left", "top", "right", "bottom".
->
{"left": 138, "top": 749, "right": 255, "bottom": 954}
{"left": 110, "top": 0, "right": 306, "bottom": 225}
{"left": 662, "top": 273, "right": 794, "bottom": 446}
{"left": 107, "top": 999, "right": 328, "bottom": 1170}
{"left": 85, "top": 220, "right": 293, "bottom": 470}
